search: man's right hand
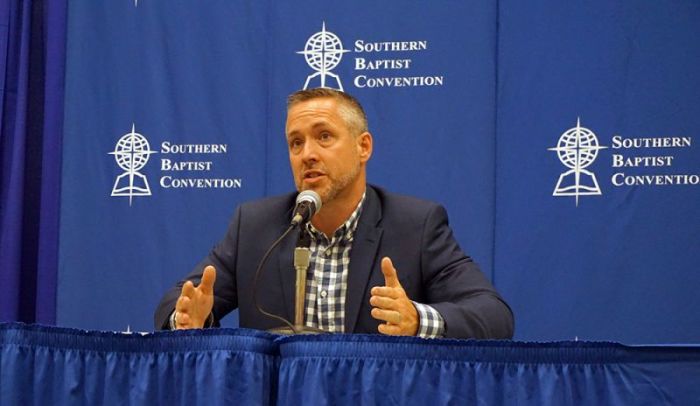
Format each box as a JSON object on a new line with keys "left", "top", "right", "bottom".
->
{"left": 174, "top": 265, "right": 216, "bottom": 329}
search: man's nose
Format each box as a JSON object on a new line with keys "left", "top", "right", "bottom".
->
{"left": 301, "top": 140, "right": 319, "bottom": 162}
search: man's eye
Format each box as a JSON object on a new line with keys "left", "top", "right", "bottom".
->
{"left": 319, "top": 132, "right": 331, "bottom": 141}
{"left": 290, "top": 139, "right": 303, "bottom": 149}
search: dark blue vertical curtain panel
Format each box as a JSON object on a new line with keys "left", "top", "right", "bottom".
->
{"left": 495, "top": 1, "right": 700, "bottom": 343}
{"left": 59, "top": 1, "right": 271, "bottom": 330}
{"left": 0, "top": 0, "right": 65, "bottom": 324}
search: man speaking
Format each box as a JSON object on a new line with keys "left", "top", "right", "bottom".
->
{"left": 155, "top": 88, "right": 513, "bottom": 339}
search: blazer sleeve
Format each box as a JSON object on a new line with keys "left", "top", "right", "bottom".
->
{"left": 419, "top": 204, "right": 514, "bottom": 339}
{"left": 153, "top": 206, "right": 242, "bottom": 330}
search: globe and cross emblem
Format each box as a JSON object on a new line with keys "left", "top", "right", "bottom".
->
{"left": 297, "top": 22, "right": 349, "bottom": 91}
{"left": 548, "top": 118, "right": 607, "bottom": 206}
{"left": 109, "top": 124, "right": 156, "bottom": 205}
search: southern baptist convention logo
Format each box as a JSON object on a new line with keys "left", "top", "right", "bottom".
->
{"left": 108, "top": 124, "right": 243, "bottom": 206}
{"left": 109, "top": 124, "right": 156, "bottom": 205}
{"left": 295, "top": 22, "right": 445, "bottom": 90}
{"left": 548, "top": 118, "right": 607, "bottom": 206}
{"left": 547, "top": 119, "right": 698, "bottom": 205}
{"left": 297, "top": 22, "right": 349, "bottom": 91}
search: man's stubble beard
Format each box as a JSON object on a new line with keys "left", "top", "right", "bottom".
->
{"left": 323, "top": 160, "right": 361, "bottom": 205}
{"left": 297, "top": 159, "right": 362, "bottom": 206}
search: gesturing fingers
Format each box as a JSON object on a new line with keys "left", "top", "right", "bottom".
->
{"left": 378, "top": 323, "right": 402, "bottom": 335}
{"left": 176, "top": 293, "right": 191, "bottom": 312}
{"left": 175, "top": 311, "right": 191, "bottom": 328}
{"left": 200, "top": 266, "right": 216, "bottom": 295}
{"left": 381, "top": 257, "right": 401, "bottom": 288}
{"left": 371, "top": 308, "right": 402, "bottom": 325}
{"left": 174, "top": 268, "right": 217, "bottom": 330}
{"left": 175, "top": 295, "right": 191, "bottom": 328}
{"left": 181, "top": 280, "right": 195, "bottom": 299}
{"left": 369, "top": 294, "right": 398, "bottom": 310}
{"left": 371, "top": 286, "right": 402, "bottom": 299}
{"left": 370, "top": 257, "right": 419, "bottom": 336}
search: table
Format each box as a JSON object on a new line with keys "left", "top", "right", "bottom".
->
{"left": 1, "top": 323, "right": 698, "bottom": 405}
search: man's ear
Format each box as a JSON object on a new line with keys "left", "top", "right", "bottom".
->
{"left": 357, "top": 132, "right": 373, "bottom": 163}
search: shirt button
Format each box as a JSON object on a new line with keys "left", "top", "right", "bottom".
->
{"left": 324, "top": 250, "right": 331, "bottom": 257}
{"left": 320, "top": 290, "right": 328, "bottom": 298}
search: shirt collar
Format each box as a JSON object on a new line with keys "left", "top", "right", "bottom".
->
{"left": 306, "top": 191, "right": 366, "bottom": 243}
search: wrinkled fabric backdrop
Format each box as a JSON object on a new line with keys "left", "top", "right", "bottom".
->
{"left": 12, "top": 1, "right": 697, "bottom": 342}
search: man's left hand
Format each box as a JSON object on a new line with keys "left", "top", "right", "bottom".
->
{"left": 370, "top": 257, "right": 419, "bottom": 336}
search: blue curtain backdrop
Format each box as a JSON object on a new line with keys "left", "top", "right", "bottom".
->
{"left": 57, "top": 0, "right": 499, "bottom": 333}
{"left": 495, "top": 1, "right": 700, "bottom": 343}
{"left": 0, "top": 1, "right": 698, "bottom": 345}
{"left": 0, "top": 0, "right": 66, "bottom": 324}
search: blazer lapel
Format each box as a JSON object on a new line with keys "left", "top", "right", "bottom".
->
{"left": 345, "top": 186, "right": 383, "bottom": 333}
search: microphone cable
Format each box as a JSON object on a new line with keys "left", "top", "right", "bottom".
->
{"left": 252, "top": 224, "right": 298, "bottom": 334}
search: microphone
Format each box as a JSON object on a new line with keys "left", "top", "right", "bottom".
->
{"left": 290, "top": 190, "right": 322, "bottom": 226}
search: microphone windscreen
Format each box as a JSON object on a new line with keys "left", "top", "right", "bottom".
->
{"left": 297, "top": 190, "right": 322, "bottom": 213}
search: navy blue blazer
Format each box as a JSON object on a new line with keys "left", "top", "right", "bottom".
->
{"left": 155, "top": 185, "right": 514, "bottom": 339}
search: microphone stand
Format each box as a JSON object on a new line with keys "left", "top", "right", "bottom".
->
{"left": 268, "top": 227, "right": 327, "bottom": 335}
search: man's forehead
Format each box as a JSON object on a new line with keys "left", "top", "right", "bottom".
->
{"left": 286, "top": 98, "right": 343, "bottom": 133}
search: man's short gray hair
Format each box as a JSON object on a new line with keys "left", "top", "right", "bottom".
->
{"left": 287, "top": 88, "right": 368, "bottom": 136}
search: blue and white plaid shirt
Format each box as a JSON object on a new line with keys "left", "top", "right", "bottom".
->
{"left": 303, "top": 192, "right": 445, "bottom": 338}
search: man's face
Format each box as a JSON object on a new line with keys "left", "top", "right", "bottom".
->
{"left": 286, "top": 97, "right": 370, "bottom": 204}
